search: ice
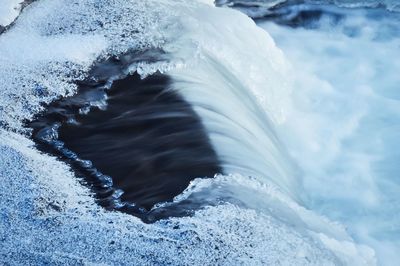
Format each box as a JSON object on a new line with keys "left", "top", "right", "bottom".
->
{"left": 0, "top": 0, "right": 171, "bottom": 130}
{"left": 0, "top": 0, "right": 381, "bottom": 264}
{"left": 164, "top": 5, "right": 300, "bottom": 203}
{"left": 0, "top": 0, "right": 23, "bottom": 27}
{"left": 0, "top": 129, "right": 374, "bottom": 264}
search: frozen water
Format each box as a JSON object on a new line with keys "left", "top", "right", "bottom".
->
{"left": 0, "top": 0, "right": 386, "bottom": 264}
{"left": 0, "top": 0, "right": 23, "bottom": 27}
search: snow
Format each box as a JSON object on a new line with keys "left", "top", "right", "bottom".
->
{"left": 0, "top": 0, "right": 379, "bottom": 264}
{"left": 0, "top": 0, "right": 23, "bottom": 27}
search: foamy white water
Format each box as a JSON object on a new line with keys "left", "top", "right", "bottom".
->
{"left": 258, "top": 4, "right": 400, "bottom": 265}
{"left": 0, "top": 0, "right": 397, "bottom": 265}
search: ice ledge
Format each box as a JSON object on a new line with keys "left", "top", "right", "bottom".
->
{"left": 0, "top": 129, "right": 344, "bottom": 265}
{"left": 0, "top": 0, "right": 35, "bottom": 33}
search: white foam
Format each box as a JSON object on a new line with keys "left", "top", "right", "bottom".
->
{"left": 163, "top": 6, "right": 301, "bottom": 202}
{"left": 260, "top": 5, "right": 400, "bottom": 265}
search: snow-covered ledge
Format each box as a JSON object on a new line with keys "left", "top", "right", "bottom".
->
{"left": 0, "top": 0, "right": 34, "bottom": 32}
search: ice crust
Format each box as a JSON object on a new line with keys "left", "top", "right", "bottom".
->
{"left": 0, "top": 0, "right": 171, "bottom": 130}
{"left": 1, "top": 130, "right": 374, "bottom": 265}
{"left": 0, "top": 0, "right": 23, "bottom": 27}
{"left": 0, "top": 0, "right": 378, "bottom": 264}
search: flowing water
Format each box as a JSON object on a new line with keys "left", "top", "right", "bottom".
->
{"left": 1, "top": 0, "right": 399, "bottom": 265}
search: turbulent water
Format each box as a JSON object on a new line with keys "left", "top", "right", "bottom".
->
{"left": 257, "top": 3, "right": 400, "bottom": 263}
{"left": 0, "top": 0, "right": 399, "bottom": 265}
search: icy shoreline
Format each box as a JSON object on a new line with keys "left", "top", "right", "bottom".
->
{"left": 0, "top": 0, "right": 35, "bottom": 33}
{"left": 0, "top": 0, "right": 380, "bottom": 264}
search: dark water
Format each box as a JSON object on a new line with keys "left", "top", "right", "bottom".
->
{"left": 29, "top": 57, "right": 222, "bottom": 222}
{"left": 26, "top": 2, "right": 376, "bottom": 223}
{"left": 217, "top": 1, "right": 345, "bottom": 26}
{"left": 25, "top": 2, "right": 341, "bottom": 223}
{"left": 217, "top": 0, "right": 399, "bottom": 31}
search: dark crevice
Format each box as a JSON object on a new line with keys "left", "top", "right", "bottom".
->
{"left": 28, "top": 56, "right": 222, "bottom": 223}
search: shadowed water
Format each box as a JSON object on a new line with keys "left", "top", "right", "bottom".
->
{"left": 29, "top": 64, "right": 222, "bottom": 221}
